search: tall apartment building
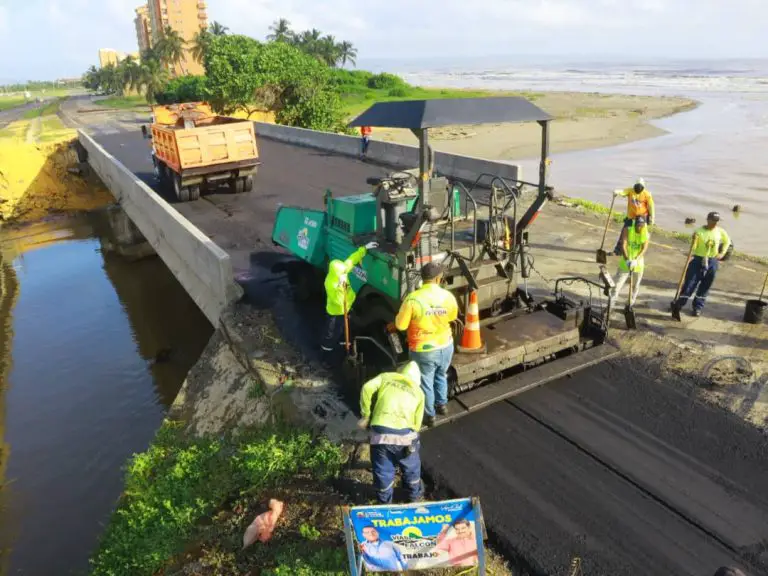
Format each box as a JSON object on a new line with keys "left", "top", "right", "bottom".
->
{"left": 145, "top": 0, "right": 208, "bottom": 75}
{"left": 134, "top": 5, "right": 152, "bottom": 53}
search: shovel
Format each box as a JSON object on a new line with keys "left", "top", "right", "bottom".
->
{"left": 671, "top": 236, "right": 698, "bottom": 321}
{"left": 624, "top": 270, "right": 637, "bottom": 330}
{"left": 596, "top": 194, "right": 618, "bottom": 264}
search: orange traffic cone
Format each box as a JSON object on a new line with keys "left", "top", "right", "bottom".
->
{"left": 458, "top": 290, "right": 486, "bottom": 354}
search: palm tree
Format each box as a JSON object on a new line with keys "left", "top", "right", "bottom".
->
{"left": 317, "top": 35, "right": 340, "bottom": 67}
{"left": 208, "top": 21, "right": 228, "bottom": 36}
{"left": 338, "top": 41, "right": 357, "bottom": 68}
{"left": 138, "top": 58, "right": 169, "bottom": 104}
{"left": 267, "top": 18, "right": 291, "bottom": 42}
{"left": 120, "top": 55, "right": 142, "bottom": 93}
{"left": 155, "top": 26, "right": 186, "bottom": 75}
{"left": 191, "top": 28, "right": 211, "bottom": 64}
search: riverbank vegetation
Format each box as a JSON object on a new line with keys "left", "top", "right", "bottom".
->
{"left": 89, "top": 421, "right": 347, "bottom": 576}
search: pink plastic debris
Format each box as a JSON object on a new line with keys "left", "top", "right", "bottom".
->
{"left": 242, "top": 499, "right": 285, "bottom": 548}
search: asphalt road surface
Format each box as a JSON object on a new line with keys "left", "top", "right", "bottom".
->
{"left": 79, "top": 110, "right": 768, "bottom": 576}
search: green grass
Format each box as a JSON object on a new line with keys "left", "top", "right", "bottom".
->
{"left": 21, "top": 98, "right": 62, "bottom": 120}
{"left": 332, "top": 69, "right": 543, "bottom": 120}
{"left": 340, "top": 85, "right": 543, "bottom": 119}
{"left": 97, "top": 95, "right": 149, "bottom": 109}
{"left": 89, "top": 421, "right": 345, "bottom": 576}
{"left": 0, "top": 89, "right": 77, "bottom": 112}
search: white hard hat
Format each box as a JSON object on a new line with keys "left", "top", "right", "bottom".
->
{"left": 636, "top": 177, "right": 646, "bottom": 186}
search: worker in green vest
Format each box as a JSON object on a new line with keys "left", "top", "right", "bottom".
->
{"left": 358, "top": 361, "right": 425, "bottom": 504}
{"left": 321, "top": 241, "right": 378, "bottom": 359}
{"left": 672, "top": 211, "right": 731, "bottom": 317}
{"left": 610, "top": 216, "right": 650, "bottom": 307}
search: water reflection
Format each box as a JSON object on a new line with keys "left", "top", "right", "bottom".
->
{"left": 0, "top": 210, "right": 212, "bottom": 574}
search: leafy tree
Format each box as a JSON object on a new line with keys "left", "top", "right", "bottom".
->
{"left": 204, "top": 34, "right": 345, "bottom": 130}
{"left": 208, "top": 21, "right": 229, "bottom": 36}
{"left": 156, "top": 75, "right": 207, "bottom": 104}
{"left": 267, "top": 18, "right": 292, "bottom": 43}
{"left": 338, "top": 41, "right": 357, "bottom": 68}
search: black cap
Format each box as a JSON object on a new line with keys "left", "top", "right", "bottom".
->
{"left": 421, "top": 262, "right": 443, "bottom": 281}
{"left": 707, "top": 211, "right": 721, "bottom": 222}
{"left": 713, "top": 567, "right": 747, "bottom": 576}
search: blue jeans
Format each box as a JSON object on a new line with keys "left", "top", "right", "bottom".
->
{"left": 410, "top": 342, "right": 454, "bottom": 416}
{"left": 677, "top": 256, "right": 718, "bottom": 312}
{"left": 370, "top": 426, "right": 422, "bottom": 504}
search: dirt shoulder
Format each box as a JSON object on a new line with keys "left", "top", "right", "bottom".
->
{"left": 372, "top": 92, "right": 697, "bottom": 160}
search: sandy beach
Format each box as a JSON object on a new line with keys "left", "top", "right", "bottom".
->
{"left": 370, "top": 91, "right": 698, "bottom": 160}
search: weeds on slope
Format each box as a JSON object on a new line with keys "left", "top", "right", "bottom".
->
{"left": 89, "top": 421, "right": 344, "bottom": 576}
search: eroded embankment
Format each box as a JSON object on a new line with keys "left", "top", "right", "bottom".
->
{"left": 0, "top": 118, "right": 113, "bottom": 223}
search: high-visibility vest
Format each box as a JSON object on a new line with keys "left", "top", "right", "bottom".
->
{"left": 692, "top": 226, "right": 731, "bottom": 259}
{"left": 619, "top": 225, "right": 649, "bottom": 273}
{"left": 324, "top": 247, "right": 366, "bottom": 316}
{"left": 360, "top": 362, "right": 425, "bottom": 432}
{"left": 395, "top": 283, "right": 458, "bottom": 352}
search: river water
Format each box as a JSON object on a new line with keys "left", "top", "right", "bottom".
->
{"left": 0, "top": 211, "right": 212, "bottom": 574}
{"left": 366, "top": 57, "right": 768, "bottom": 257}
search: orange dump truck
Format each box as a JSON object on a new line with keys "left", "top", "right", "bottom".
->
{"left": 147, "top": 102, "right": 259, "bottom": 202}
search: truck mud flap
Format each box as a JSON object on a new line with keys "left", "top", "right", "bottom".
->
{"left": 427, "top": 343, "right": 620, "bottom": 430}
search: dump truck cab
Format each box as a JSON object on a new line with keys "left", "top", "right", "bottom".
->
{"left": 272, "top": 97, "right": 619, "bottom": 426}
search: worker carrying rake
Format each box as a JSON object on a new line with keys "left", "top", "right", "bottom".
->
{"left": 610, "top": 215, "right": 650, "bottom": 308}
{"left": 321, "top": 241, "right": 379, "bottom": 360}
{"left": 394, "top": 263, "right": 458, "bottom": 428}
{"left": 612, "top": 177, "right": 655, "bottom": 255}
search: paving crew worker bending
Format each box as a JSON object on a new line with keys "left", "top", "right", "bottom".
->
{"left": 358, "top": 361, "right": 425, "bottom": 504}
{"left": 611, "top": 216, "right": 650, "bottom": 307}
{"left": 395, "top": 262, "right": 458, "bottom": 427}
{"left": 613, "top": 177, "right": 655, "bottom": 254}
{"left": 321, "top": 241, "right": 378, "bottom": 360}
{"left": 672, "top": 211, "right": 731, "bottom": 317}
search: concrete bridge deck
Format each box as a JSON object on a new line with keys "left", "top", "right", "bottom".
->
{"left": 63, "top": 97, "right": 768, "bottom": 576}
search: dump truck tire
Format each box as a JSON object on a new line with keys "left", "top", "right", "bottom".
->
{"left": 173, "top": 173, "right": 190, "bottom": 202}
{"left": 230, "top": 177, "right": 246, "bottom": 194}
{"left": 188, "top": 184, "right": 201, "bottom": 201}
{"left": 243, "top": 175, "right": 254, "bottom": 192}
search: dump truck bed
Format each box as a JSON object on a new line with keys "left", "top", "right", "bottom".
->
{"left": 151, "top": 103, "right": 259, "bottom": 175}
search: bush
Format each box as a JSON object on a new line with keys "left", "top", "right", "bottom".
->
{"left": 387, "top": 86, "right": 409, "bottom": 97}
{"left": 155, "top": 75, "right": 208, "bottom": 104}
{"left": 367, "top": 72, "right": 407, "bottom": 90}
{"left": 329, "top": 69, "right": 372, "bottom": 88}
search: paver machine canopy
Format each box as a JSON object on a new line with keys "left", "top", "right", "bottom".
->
{"left": 272, "top": 97, "right": 618, "bottom": 426}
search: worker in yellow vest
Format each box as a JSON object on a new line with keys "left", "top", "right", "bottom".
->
{"left": 672, "top": 212, "right": 731, "bottom": 317}
{"left": 394, "top": 263, "right": 458, "bottom": 427}
{"left": 321, "top": 241, "right": 378, "bottom": 359}
{"left": 613, "top": 178, "right": 655, "bottom": 254}
{"left": 358, "top": 361, "right": 424, "bottom": 504}
{"left": 610, "top": 216, "right": 650, "bottom": 307}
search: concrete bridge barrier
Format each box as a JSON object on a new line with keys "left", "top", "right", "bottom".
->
{"left": 254, "top": 122, "right": 522, "bottom": 185}
{"left": 77, "top": 130, "right": 240, "bottom": 326}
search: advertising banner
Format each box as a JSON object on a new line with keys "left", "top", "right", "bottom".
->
{"left": 343, "top": 498, "right": 485, "bottom": 573}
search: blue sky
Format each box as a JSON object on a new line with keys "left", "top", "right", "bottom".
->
{"left": 0, "top": 0, "right": 767, "bottom": 82}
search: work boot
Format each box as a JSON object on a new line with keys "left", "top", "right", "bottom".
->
{"left": 424, "top": 415, "right": 436, "bottom": 428}
{"left": 692, "top": 309, "right": 702, "bottom": 317}
{"left": 436, "top": 404, "right": 448, "bottom": 416}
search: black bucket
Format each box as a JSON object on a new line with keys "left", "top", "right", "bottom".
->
{"left": 743, "top": 299, "right": 767, "bottom": 324}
